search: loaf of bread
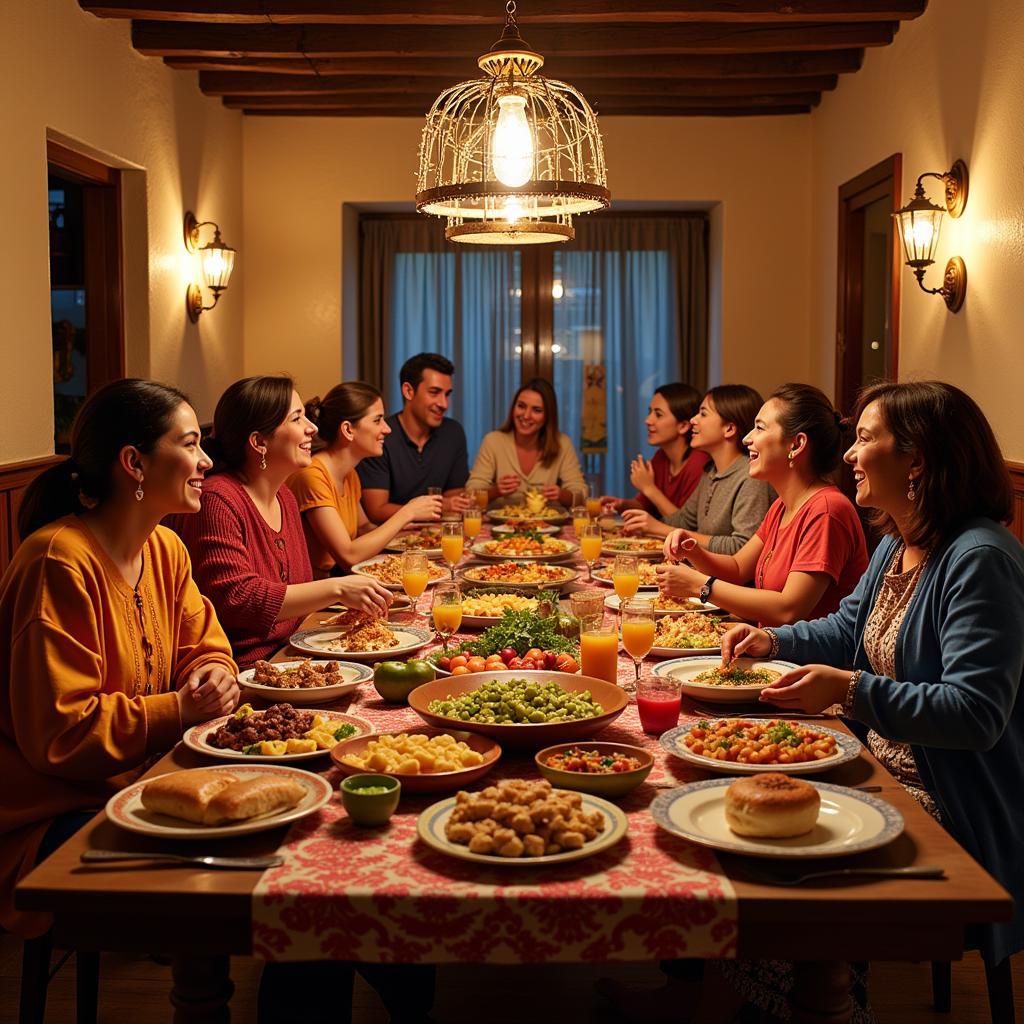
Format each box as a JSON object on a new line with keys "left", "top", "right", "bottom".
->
{"left": 724, "top": 773, "right": 820, "bottom": 838}
{"left": 141, "top": 769, "right": 240, "bottom": 824}
{"left": 203, "top": 776, "right": 307, "bottom": 825}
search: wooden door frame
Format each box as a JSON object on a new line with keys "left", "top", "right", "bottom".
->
{"left": 835, "top": 153, "right": 901, "bottom": 414}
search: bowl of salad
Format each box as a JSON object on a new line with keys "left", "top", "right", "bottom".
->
{"left": 534, "top": 741, "right": 654, "bottom": 798}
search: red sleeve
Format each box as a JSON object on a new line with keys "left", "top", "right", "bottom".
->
{"left": 787, "top": 505, "right": 859, "bottom": 584}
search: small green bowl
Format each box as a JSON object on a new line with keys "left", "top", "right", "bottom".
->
{"left": 340, "top": 773, "right": 401, "bottom": 826}
{"left": 535, "top": 742, "right": 654, "bottom": 799}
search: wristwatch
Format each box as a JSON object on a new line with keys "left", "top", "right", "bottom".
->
{"left": 699, "top": 576, "right": 717, "bottom": 604}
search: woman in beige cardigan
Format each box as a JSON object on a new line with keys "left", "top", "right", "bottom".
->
{"left": 466, "top": 378, "right": 586, "bottom": 508}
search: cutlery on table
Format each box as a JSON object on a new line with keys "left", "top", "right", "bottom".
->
{"left": 81, "top": 849, "right": 283, "bottom": 870}
{"left": 744, "top": 864, "right": 946, "bottom": 887}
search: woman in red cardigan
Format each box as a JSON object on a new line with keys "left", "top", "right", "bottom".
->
{"left": 169, "top": 375, "right": 393, "bottom": 667}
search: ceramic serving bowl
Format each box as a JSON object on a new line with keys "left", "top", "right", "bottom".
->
{"left": 339, "top": 773, "right": 401, "bottom": 826}
{"left": 534, "top": 741, "right": 654, "bottom": 798}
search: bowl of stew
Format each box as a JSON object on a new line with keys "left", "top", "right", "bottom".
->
{"left": 534, "top": 742, "right": 654, "bottom": 798}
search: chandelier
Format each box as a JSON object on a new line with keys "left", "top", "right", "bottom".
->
{"left": 415, "top": 1, "right": 610, "bottom": 245}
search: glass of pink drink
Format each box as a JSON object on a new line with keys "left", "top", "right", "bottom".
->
{"left": 636, "top": 676, "right": 682, "bottom": 735}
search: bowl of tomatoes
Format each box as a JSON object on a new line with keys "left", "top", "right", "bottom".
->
{"left": 535, "top": 742, "right": 654, "bottom": 798}
{"left": 433, "top": 646, "right": 580, "bottom": 677}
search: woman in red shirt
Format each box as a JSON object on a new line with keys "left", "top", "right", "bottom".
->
{"left": 658, "top": 383, "right": 867, "bottom": 625}
{"left": 601, "top": 383, "right": 709, "bottom": 517}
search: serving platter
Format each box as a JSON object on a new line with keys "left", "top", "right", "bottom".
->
{"left": 289, "top": 625, "right": 432, "bottom": 661}
{"left": 491, "top": 522, "right": 560, "bottom": 536}
{"left": 459, "top": 563, "right": 579, "bottom": 592}
{"left": 652, "top": 657, "right": 798, "bottom": 703}
{"left": 106, "top": 765, "right": 333, "bottom": 839}
{"left": 470, "top": 538, "right": 579, "bottom": 562}
{"left": 600, "top": 537, "right": 666, "bottom": 559}
{"left": 417, "top": 791, "right": 628, "bottom": 866}
{"left": 604, "top": 593, "right": 719, "bottom": 615}
{"left": 238, "top": 659, "right": 373, "bottom": 705}
{"left": 488, "top": 505, "right": 570, "bottom": 525}
{"left": 650, "top": 779, "right": 904, "bottom": 859}
{"left": 351, "top": 554, "right": 447, "bottom": 591}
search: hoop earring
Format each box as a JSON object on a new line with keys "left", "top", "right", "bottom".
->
{"left": 259, "top": 450, "right": 268, "bottom": 471}
{"left": 907, "top": 478, "right": 916, "bottom": 502}
{"left": 135, "top": 480, "right": 144, "bottom": 502}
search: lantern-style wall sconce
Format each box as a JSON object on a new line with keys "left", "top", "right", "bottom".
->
{"left": 893, "top": 159, "right": 968, "bottom": 313}
{"left": 184, "top": 212, "right": 236, "bottom": 322}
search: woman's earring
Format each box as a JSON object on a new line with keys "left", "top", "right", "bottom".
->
{"left": 135, "top": 479, "right": 145, "bottom": 502}
{"left": 907, "top": 478, "right": 916, "bottom": 502}
{"left": 259, "top": 450, "right": 268, "bottom": 471}
{"left": 787, "top": 451, "right": 795, "bottom": 468}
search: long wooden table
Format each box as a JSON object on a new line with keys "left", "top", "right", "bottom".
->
{"left": 15, "top": 562, "right": 1014, "bottom": 1024}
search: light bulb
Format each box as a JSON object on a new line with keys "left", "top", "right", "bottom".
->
{"left": 503, "top": 197, "right": 525, "bottom": 225}
{"left": 491, "top": 93, "right": 533, "bottom": 187}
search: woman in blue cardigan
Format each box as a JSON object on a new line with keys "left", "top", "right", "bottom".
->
{"left": 725, "top": 380, "right": 1024, "bottom": 975}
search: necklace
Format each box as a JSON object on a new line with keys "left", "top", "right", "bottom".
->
{"left": 755, "top": 486, "right": 823, "bottom": 589}
{"left": 132, "top": 553, "right": 155, "bottom": 696}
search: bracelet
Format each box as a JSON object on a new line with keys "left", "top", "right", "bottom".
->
{"left": 763, "top": 627, "right": 781, "bottom": 660}
{"left": 842, "top": 669, "right": 862, "bottom": 717}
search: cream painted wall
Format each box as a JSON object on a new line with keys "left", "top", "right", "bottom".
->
{"left": 809, "top": 0, "right": 1024, "bottom": 458}
{"left": 243, "top": 114, "right": 812, "bottom": 403}
{"left": 0, "top": 0, "right": 243, "bottom": 463}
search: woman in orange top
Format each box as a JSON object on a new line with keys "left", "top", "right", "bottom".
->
{"left": 0, "top": 380, "right": 238, "bottom": 936}
{"left": 287, "top": 382, "right": 442, "bottom": 577}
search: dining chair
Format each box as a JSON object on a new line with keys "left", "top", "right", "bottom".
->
{"left": 931, "top": 955, "right": 1015, "bottom": 1022}
{"left": 19, "top": 930, "right": 99, "bottom": 1024}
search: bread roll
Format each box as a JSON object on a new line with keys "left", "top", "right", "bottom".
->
{"left": 725, "top": 773, "right": 820, "bottom": 838}
{"left": 141, "top": 769, "right": 240, "bottom": 824}
{"left": 203, "top": 776, "right": 306, "bottom": 825}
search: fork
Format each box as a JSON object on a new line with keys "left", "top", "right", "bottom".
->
{"left": 744, "top": 864, "right": 946, "bottom": 887}
{"left": 81, "top": 849, "right": 284, "bottom": 870}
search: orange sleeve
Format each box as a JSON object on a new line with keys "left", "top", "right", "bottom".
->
{"left": 287, "top": 463, "right": 336, "bottom": 514}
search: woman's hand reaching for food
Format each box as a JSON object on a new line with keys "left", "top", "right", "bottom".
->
{"left": 759, "top": 664, "right": 850, "bottom": 714}
{"left": 663, "top": 528, "right": 698, "bottom": 562}
{"left": 540, "top": 483, "right": 562, "bottom": 502}
{"left": 497, "top": 474, "right": 521, "bottom": 496}
{"left": 655, "top": 561, "right": 703, "bottom": 600}
{"left": 333, "top": 575, "right": 393, "bottom": 617}
{"left": 720, "top": 623, "right": 773, "bottom": 665}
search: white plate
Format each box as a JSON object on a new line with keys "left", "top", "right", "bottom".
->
{"left": 652, "top": 657, "right": 798, "bottom": 703}
{"left": 491, "top": 523, "right": 560, "bottom": 536}
{"left": 289, "top": 625, "right": 433, "bottom": 661}
{"left": 660, "top": 721, "right": 862, "bottom": 775}
{"left": 650, "top": 779, "right": 904, "bottom": 859}
{"left": 600, "top": 540, "right": 666, "bottom": 560}
{"left": 417, "top": 791, "right": 628, "bottom": 866}
{"left": 488, "top": 508, "right": 570, "bottom": 525}
{"left": 605, "top": 593, "right": 719, "bottom": 615}
{"left": 183, "top": 707, "right": 373, "bottom": 763}
{"left": 470, "top": 539, "right": 579, "bottom": 562}
{"left": 238, "top": 660, "right": 373, "bottom": 705}
{"left": 106, "top": 765, "right": 333, "bottom": 839}
{"left": 590, "top": 565, "right": 659, "bottom": 590}
{"left": 351, "top": 554, "right": 447, "bottom": 591}
{"left": 460, "top": 564, "right": 579, "bottom": 590}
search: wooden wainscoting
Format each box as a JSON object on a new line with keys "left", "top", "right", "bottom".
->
{"left": 0, "top": 456, "right": 65, "bottom": 574}
{"left": 1009, "top": 461, "right": 1024, "bottom": 543}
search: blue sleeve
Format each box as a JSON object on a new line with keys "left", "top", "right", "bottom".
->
{"left": 357, "top": 449, "right": 392, "bottom": 491}
{"left": 853, "top": 544, "right": 1024, "bottom": 751}
{"left": 444, "top": 422, "right": 469, "bottom": 490}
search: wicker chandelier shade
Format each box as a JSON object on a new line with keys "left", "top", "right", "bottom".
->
{"left": 415, "top": 1, "right": 610, "bottom": 245}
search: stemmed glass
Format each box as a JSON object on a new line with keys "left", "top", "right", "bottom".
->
{"left": 620, "top": 597, "right": 655, "bottom": 694}
{"left": 401, "top": 550, "right": 429, "bottom": 620}
{"left": 462, "top": 506, "right": 482, "bottom": 543}
{"left": 431, "top": 582, "right": 463, "bottom": 653}
{"left": 580, "top": 522, "right": 603, "bottom": 582}
{"left": 612, "top": 554, "right": 640, "bottom": 602}
{"left": 440, "top": 520, "right": 464, "bottom": 581}
{"left": 474, "top": 487, "right": 490, "bottom": 512}
{"left": 571, "top": 504, "right": 589, "bottom": 538}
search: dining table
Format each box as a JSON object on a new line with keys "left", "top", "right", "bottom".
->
{"left": 15, "top": 518, "right": 1013, "bottom": 1024}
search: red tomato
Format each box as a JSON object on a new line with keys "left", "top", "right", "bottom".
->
{"left": 437, "top": 657, "right": 452, "bottom": 671}
{"left": 559, "top": 657, "right": 579, "bottom": 674}
{"left": 449, "top": 655, "right": 469, "bottom": 669}
{"left": 451, "top": 665, "right": 470, "bottom": 675}
{"left": 543, "top": 651, "right": 558, "bottom": 669}
{"left": 500, "top": 648, "right": 517, "bottom": 663}
{"left": 466, "top": 656, "right": 487, "bottom": 673}
{"left": 525, "top": 648, "right": 544, "bottom": 661}
{"left": 507, "top": 657, "right": 524, "bottom": 669}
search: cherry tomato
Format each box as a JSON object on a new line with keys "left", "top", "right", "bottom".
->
{"left": 500, "top": 648, "right": 517, "bottom": 663}
{"left": 525, "top": 648, "right": 544, "bottom": 662}
{"left": 451, "top": 665, "right": 470, "bottom": 675}
{"left": 485, "top": 655, "right": 505, "bottom": 668}
{"left": 449, "top": 655, "right": 469, "bottom": 669}
{"left": 466, "top": 656, "right": 487, "bottom": 673}
{"left": 437, "top": 656, "right": 452, "bottom": 671}
{"left": 543, "top": 651, "right": 558, "bottom": 669}
{"left": 507, "top": 656, "right": 524, "bottom": 669}
{"left": 559, "top": 657, "right": 579, "bottom": 674}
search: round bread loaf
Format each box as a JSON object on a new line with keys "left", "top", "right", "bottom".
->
{"left": 724, "top": 772, "right": 820, "bottom": 838}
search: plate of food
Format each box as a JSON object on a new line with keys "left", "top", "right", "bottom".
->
{"left": 645, "top": 614, "right": 732, "bottom": 657}
{"left": 491, "top": 521, "right": 560, "bottom": 536}
{"left": 409, "top": 670, "right": 627, "bottom": 748}
{"left": 604, "top": 593, "right": 720, "bottom": 616}
{"left": 650, "top": 776, "right": 904, "bottom": 859}
{"left": 289, "top": 623, "right": 433, "bottom": 661}
{"left": 238, "top": 659, "right": 373, "bottom": 705}
{"left": 660, "top": 720, "right": 862, "bottom": 775}
{"left": 332, "top": 727, "right": 501, "bottom": 793}
{"left": 460, "top": 561, "right": 579, "bottom": 592}
{"left": 385, "top": 527, "right": 443, "bottom": 555}
{"left": 534, "top": 742, "right": 654, "bottom": 798}
{"left": 417, "top": 778, "right": 628, "bottom": 865}
{"left": 472, "top": 535, "right": 578, "bottom": 562}
{"left": 458, "top": 590, "right": 540, "bottom": 628}
{"left": 324, "top": 595, "right": 410, "bottom": 615}
{"left": 106, "top": 764, "right": 333, "bottom": 840}
{"left": 600, "top": 536, "right": 666, "bottom": 559}
{"left": 351, "top": 554, "right": 448, "bottom": 591}
{"left": 652, "top": 656, "right": 797, "bottom": 703}
{"left": 183, "top": 703, "right": 373, "bottom": 762}
{"left": 591, "top": 561, "right": 660, "bottom": 589}
{"left": 488, "top": 503, "right": 570, "bottom": 524}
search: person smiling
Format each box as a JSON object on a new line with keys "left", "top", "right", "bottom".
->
{"left": 170, "top": 376, "right": 392, "bottom": 667}
{"left": 287, "top": 382, "right": 442, "bottom": 578}
{"left": 0, "top": 379, "right": 238, "bottom": 936}
{"left": 623, "top": 384, "right": 773, "bottom": 554}
{"left": 466, "top": 377, "right": 586, "bottom": 507}
{"left": 601, "top": 382, "right": 708, "bottom": 518}
{"left": 657, "top": 384, "right": 867, "bottom": 625}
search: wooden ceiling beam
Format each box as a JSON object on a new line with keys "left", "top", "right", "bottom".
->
{"left": 132, "top": 20, "right": 896, "bottom": 58}
{"left": 168, "top": 49, "right": 864, "bottom": 77}
{"left": 199, "top": 70, "right": 838, "bottom": 97}
{"left": 243, "top": 104, "right": 815, "bottom": 117}
{"left": 82, "top": 1, "right": 926, "bottom": 24}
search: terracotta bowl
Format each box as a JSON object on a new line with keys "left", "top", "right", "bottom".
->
{"left": 534, "top": 741, "right": 654, "bottom": 798}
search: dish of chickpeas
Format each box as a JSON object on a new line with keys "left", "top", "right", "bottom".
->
{"left": 661, "top": 718, "right": 862, "bottom": 776}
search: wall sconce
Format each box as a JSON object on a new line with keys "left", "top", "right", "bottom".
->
{"left": 184, "top": 212, "right": 236, "bottom": 322}
{"left": 893, "top": 159, "right": 968, "bottom": 313}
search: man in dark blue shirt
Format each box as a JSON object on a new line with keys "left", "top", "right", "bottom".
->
{"left": 359, "top": 352, "right": 472, "bottom": 523}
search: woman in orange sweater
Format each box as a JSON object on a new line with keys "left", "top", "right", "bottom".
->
{"left": 0, "top": 379, "right": 238, "bottom": 936}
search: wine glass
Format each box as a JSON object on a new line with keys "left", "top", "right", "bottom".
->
{"left": 401, "top": 550, "right": 429, "bottom": 620}
{"left": 580, "top": 522, "right": 603, "bottom": 582}
{"left": 440, "top": 520, "right": 464, "bottom": 581}
{"left": 571, "top": 504, "right": 589, "bottom": 538}
{"left": 431, "top": 582, "right": 463, "bottom": 653}
{"left": 612, "top": 554, "right": 640, "bottom": 602}
{"left": 474, "top": 487, "right": 490, "bottom": 512}
{"left": 620, "top": 597, "right": 655, "bottom": 694}
{"left": 462, "top": 506, "right": 482, "bottom": 542}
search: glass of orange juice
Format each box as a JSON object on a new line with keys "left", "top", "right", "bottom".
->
{"left": 401, "top": 550, "right": 430, "bottom": 619}
{"left": 580, "top": 623, "right": 619, "bottom": 684}
{"left": 431, "top": 582, "right": 463, "bottom": 652}
{"left": 462, "top": 506, "right": 482, "bottom": 542}
{"left": 620, "top": 597, "right": 655, "bottom": 693}
{"left": 474, "top": 487, "right": 490, "bottom": 511}
{"left": 613, "top": 554, "right": 640, "bottom": 602}
{"left": 571, "top": 504, "right": 589, "bottom": 537}
{"left": 440, "top": 520, "right": 464, "bottom": 581}
{"left": 580, "top": 522, "right": 603, "bottom": 581}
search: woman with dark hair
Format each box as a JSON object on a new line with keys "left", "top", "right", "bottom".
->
{"left": 466, "top": 377, "right": 586, "bottom": 507}
{"left": 657, "top": 384, "right": 868, "bottom": 624}
{"left": 287, "top": 382, "right": 441, "bottom": 577}
{"left": 169, "top": 376, "right": 392, "bottom": 667}
{"left": 600, "top": 383, "right": 709, "bottom": 517}
{"left": 0, "top": 379, "right": 238, "bottom": 935}
{"left": 623, "top": 384, "right": 774, "bottom": 554}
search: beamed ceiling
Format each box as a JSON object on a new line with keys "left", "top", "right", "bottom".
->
{"left": 79, "top": 1, "right": 927, "bottom": 117}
